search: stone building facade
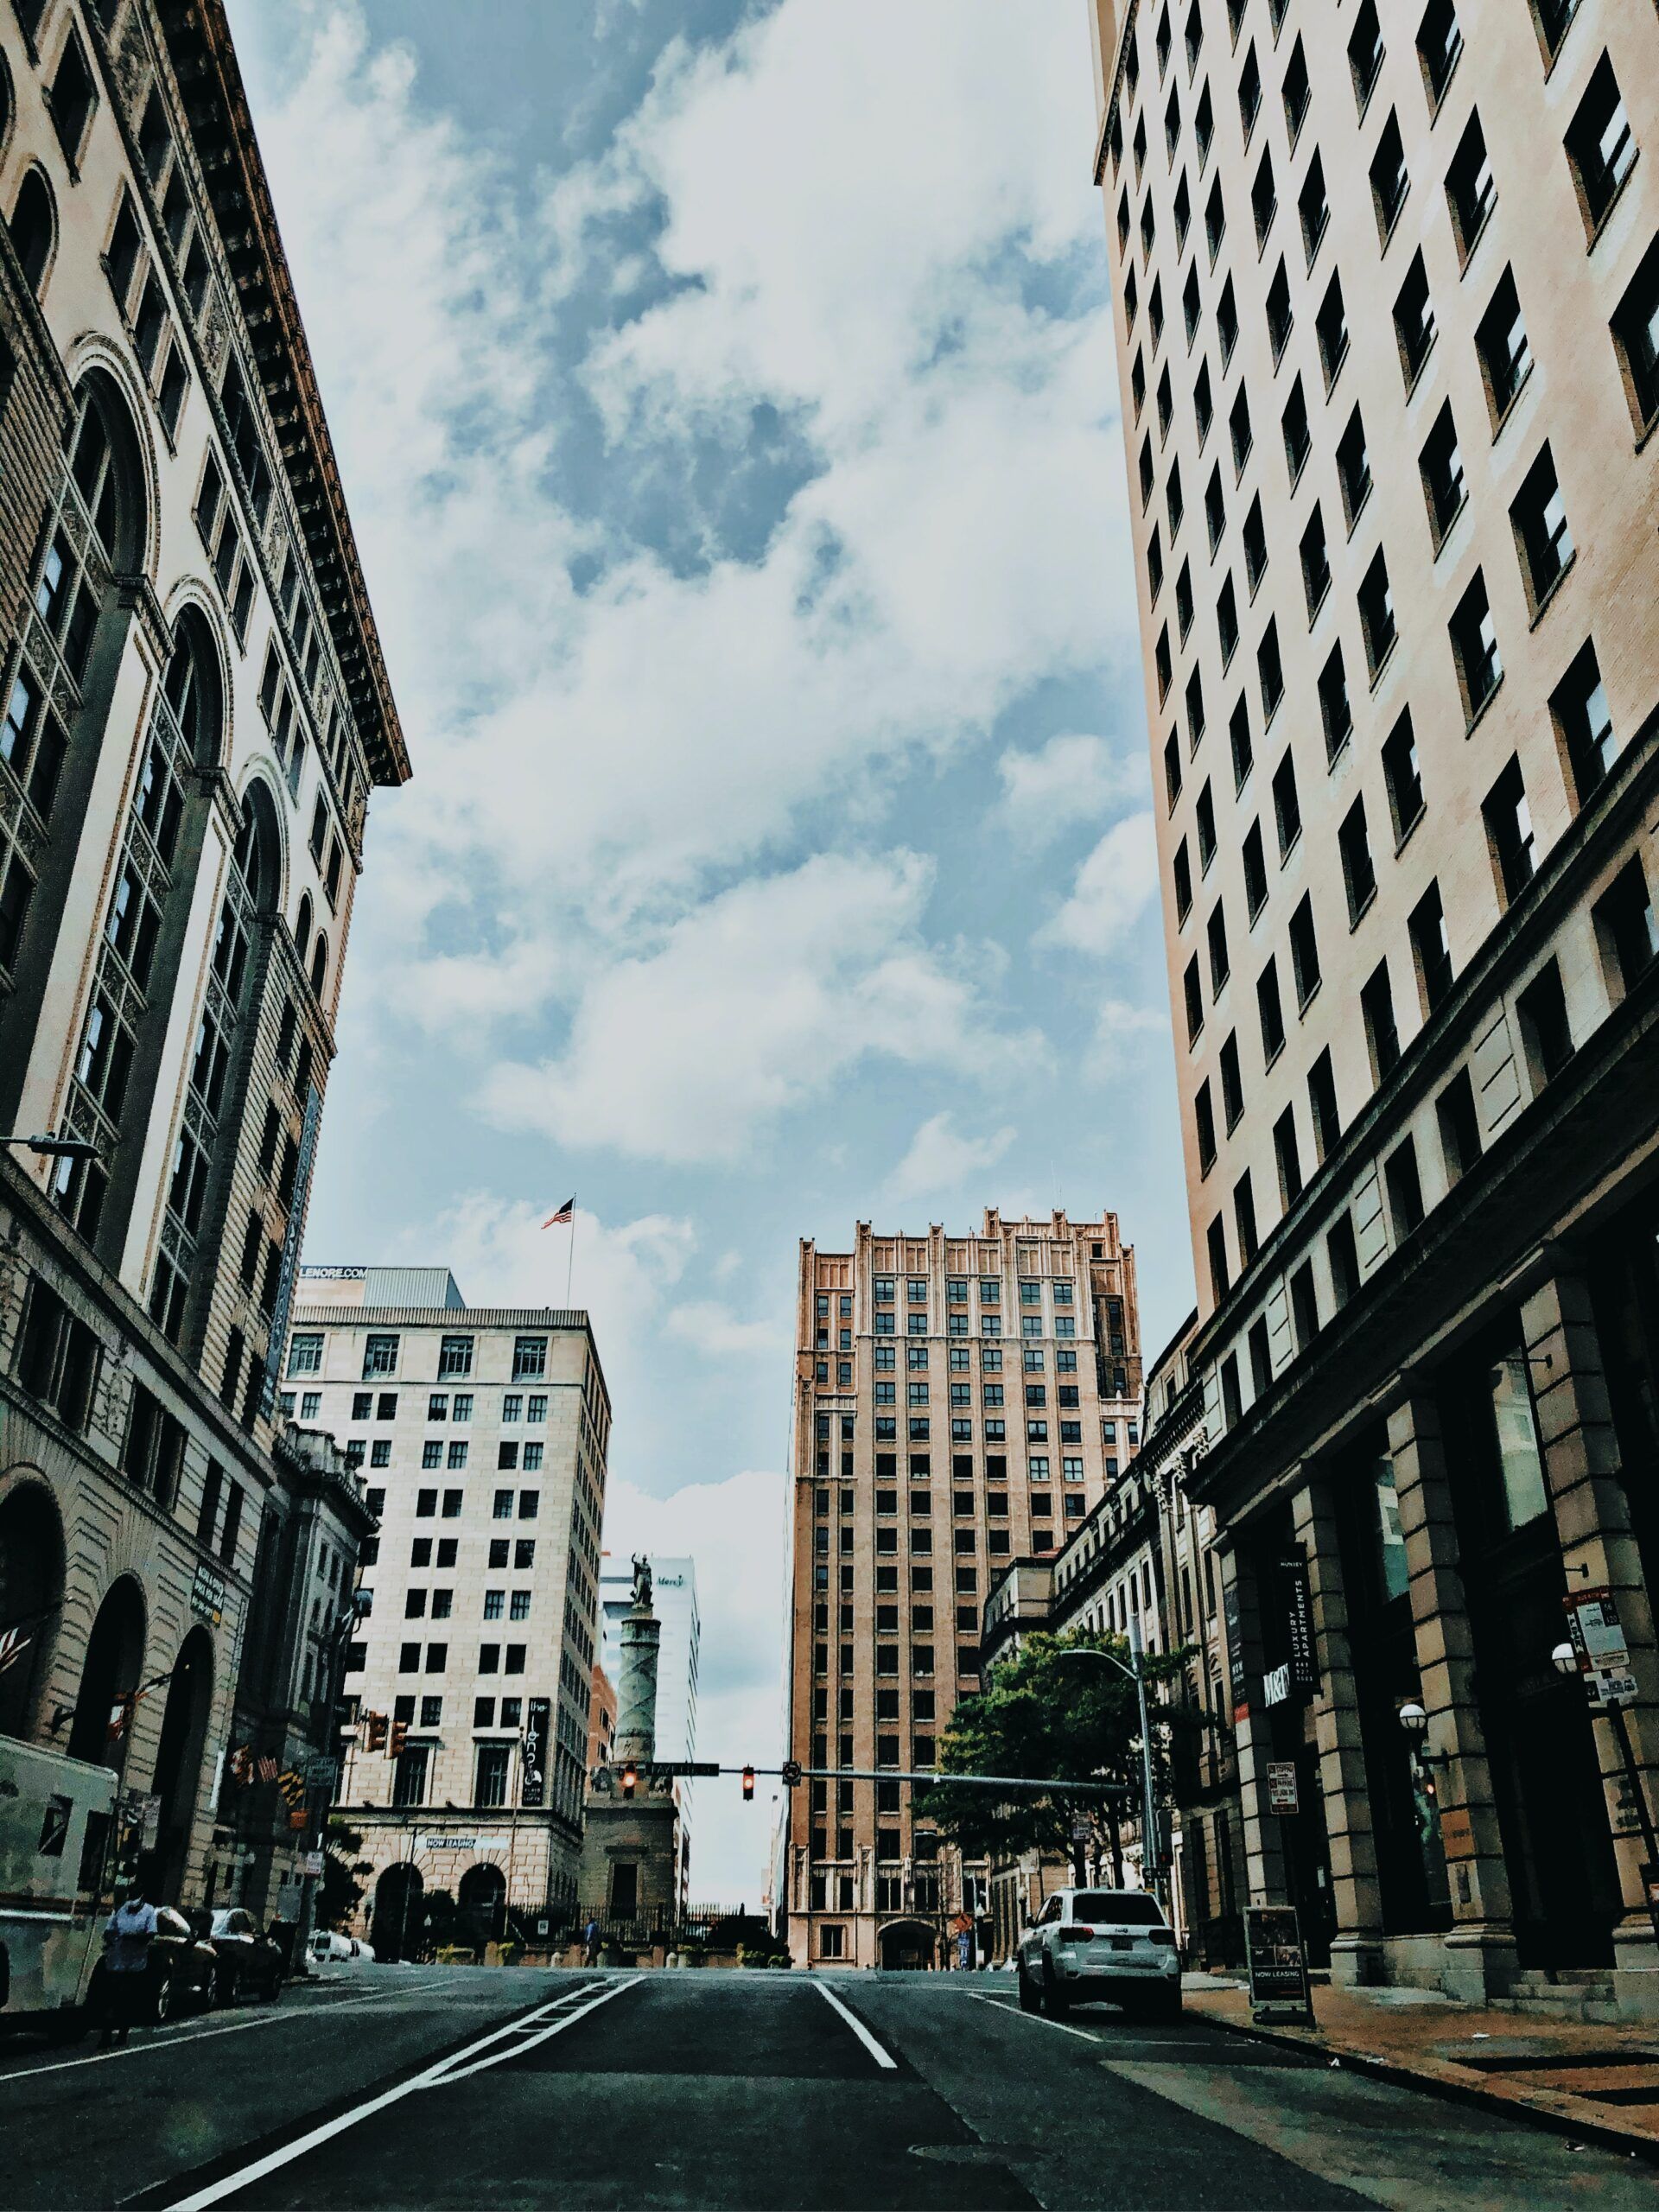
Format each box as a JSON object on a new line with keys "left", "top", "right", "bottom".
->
{"left": 1088, "top": 0, "right": 1659, "bottom": 2012}
{"left": 782, "top": 1210, "right": 1142, "bottom": 1970}
{"left": 0, "top": 0, "right": 402, "bottom": 1917}
{"left": 286, "top": 1268, "right": 609, "bottom": 1957}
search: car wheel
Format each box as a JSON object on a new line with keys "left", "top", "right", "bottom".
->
{"left": 1016, "top": 1961, "right": 1039, "bottom": 2014}
{"left": 151, "top": 1974, "right": 173, "bottom": 2026}
{"left": 217, "top": 1967, "right": 238, "bottom": 2009}
{"left": 1040, "top": 1964, "right": 1069, "bottom": 2018}
{"left": 260, "top": 1971, "right": 283, "bottom": 2004}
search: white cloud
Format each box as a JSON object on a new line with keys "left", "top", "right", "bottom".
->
{"left": 1084, "top": 998, "right": 1172, "bottom": 1083}
{"left": 996, "top": 733, "right": 1144, "bottom": 848}
{"left": 601, "top": 1468, "right": 788, "bottom": 1906}
{"left": 886, "top": 1111, "right": 1016, "bottom": 1204}
{"left": 665, "top": 1301, "right": 786, "bottom": 1359}
{"left": 1039, "top": 812, "right": 1160, "bottom": 957}
{"left": 477, "top": 851, "right": 1039, "bottom": 1165}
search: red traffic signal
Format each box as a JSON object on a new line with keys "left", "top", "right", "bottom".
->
{"left": 364, "top": 1712, "right": 388, "bottom": 1753}
{"left": 388, "top": 1718, "right": 409, "bottom": 1759}
{"left": 741, "top": 1765, "right": 755, "bottom": 1802}
{"left": 620, "top": 1763, "right": 637, "bottom": 1799}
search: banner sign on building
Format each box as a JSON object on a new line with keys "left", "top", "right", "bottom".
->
{"left": 1224, "top": 1573, "right": 1247, "bottom": 1722}
{"left": 1281, "top": 1553, "right": 1319, "bottom": 1692}
{"left": 522, "top": 1698, "right": 550, "bottom": 1808}
{"left": 259, "top": 1079, "right": 324, "bottom": 1421}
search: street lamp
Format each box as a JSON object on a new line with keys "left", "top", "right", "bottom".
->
{"left": 1551, "top": 1639, "right": 1659, "bottom": 1918}
{"left": 1055, "top": 1630, "right": 1162, "bottom": 1905}
{"left": 1395, "top": 1700, "right": 1449, "bottom": 1772}
{"left": 1, "top": 1131, "right": 103, "bottom": 1162}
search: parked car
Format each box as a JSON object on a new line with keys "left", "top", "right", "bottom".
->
{"left": 308, "top": 1929, "right": 376, "bottom": 1964}
{"left": 86, "top": 1906, "right": 216, "bottom": 2026}
{"left": 1016, "top": 1888, "right": 1182, "bottom": 2022}
{"left": 191, "top": 1908, "right": 284, "bottom": 2005}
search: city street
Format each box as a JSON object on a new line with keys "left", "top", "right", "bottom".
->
{"left": 2, "top": 1964, "right": 1653, "bottom": 2211}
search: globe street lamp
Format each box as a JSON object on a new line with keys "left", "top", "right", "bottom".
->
{"left": 1552, "top": 1638, "right": 1659, "bottom": 1923}
{"left": 1055, "top": 1629, "right": 1162, "bottom": 1906}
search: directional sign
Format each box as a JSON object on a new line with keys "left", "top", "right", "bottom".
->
{"left": 781, "top": 1759, "right": 803, "bottom": 1787}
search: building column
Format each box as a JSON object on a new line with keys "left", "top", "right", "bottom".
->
{"left": 1522, "top": 1269, "right": 1659, "bottom": 2005}
{"left": 1290, "top": 1477, "right": 1383, "bottom": 1986}
{"left": 1216, "top": 1538, "right": 1287, "bottom": 1910}
{"left": 1387, "top": 1390, "right": 1517, "bottom": 2001}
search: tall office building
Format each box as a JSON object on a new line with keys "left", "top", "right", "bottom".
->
{"left": 0, "top": 0, "right": 403, "bottom": 1916}
{"left": 287, "top": 1268, "right": 608, "bottom": 1954}
{"left": 1088, "top": 0, "right": 1659, "bottom": 2011}
{"left": 782, "top": 1211, "right": 1141, "bottom": 1969}
{"left": 600, "top": 1553, "right": 699, "bottom": 1892}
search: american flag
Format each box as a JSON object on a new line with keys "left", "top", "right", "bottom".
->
{"left": 0, "top": 1624, "right": 29, "bottom": 1675}
{"left": 542, "top": 1196, "right": 575, "bottom": 1228}
{"left": 257, "top": 1755, "right": 280, "bottom": 1783}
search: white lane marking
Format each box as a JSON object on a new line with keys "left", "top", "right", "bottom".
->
{"left": 813, "top": 1978, "right": 897, "bottom": 2069}
{"left": 961, "top": 1989, "right": 1103, "bottom": 2044}
{"left": 0, "top": 1974, "right": 537, "bottom": 2086}
{"left": 435, "top": 1979, "right": 640, "bottom": 2080}
{"left": 162, "top": 1980, "right": 641, "bottom": 2210}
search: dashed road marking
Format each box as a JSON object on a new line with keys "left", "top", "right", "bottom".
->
{"left": 813, "top": 1978, "right": 898, "bottom": 2069}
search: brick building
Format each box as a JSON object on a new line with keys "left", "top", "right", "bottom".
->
{"left": 1088, "top": 0, "right": 1659, "bottom": 2012}
{"left": 0, "top": 0, "right": 402, "bottom": 1919}
{"left": 781, "top": 1211, "right": 1141, "bottom": 1970}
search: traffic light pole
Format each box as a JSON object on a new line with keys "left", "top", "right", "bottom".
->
{"left": 606, "top": 1762, "right": 1127, "bottom": 1797}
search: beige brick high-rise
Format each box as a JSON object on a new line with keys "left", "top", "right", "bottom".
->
{"left": 1088, "top": 0, "right": 1659, "bottom": 2013}
{"left": 284, "top": 1269, "right": 609, "bottom": 1955}
{"left": 0, "top": 0, "right": 402, "bottom": 1923}
{"left": 782, "top": 1211, "right": 1141, "bottom": 1969}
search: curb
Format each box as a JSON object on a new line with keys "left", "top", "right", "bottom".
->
{"left": 1188, "top": 2003, "right": 1659, "bottom": 2168}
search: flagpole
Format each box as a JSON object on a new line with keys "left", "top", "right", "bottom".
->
{"left": 565, "top": 1213, "right": 575, "bottom": 1308}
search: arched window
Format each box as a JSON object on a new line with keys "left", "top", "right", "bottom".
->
{"left": 0, "top": 54, "right": 15, "bottom": 162}
{"left": 295, "top": 893, "right": 313, "bottom": 964}
{"left": 309, "top": 932, "right": 327, "bottom": 999}
{"left": 150, "top": 781, "right": 277, "bottom": 1342}
{"left": 8, "top": 168, "right": 54, "bottom": 297}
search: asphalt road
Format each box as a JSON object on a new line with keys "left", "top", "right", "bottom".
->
{"left": 1, "top": 1963, "right": 1653, "bottom": 2210}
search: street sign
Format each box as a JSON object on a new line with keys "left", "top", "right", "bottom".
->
{"left": 781, "top": 1759, "right": 803, "bottom": 1787}
{"left": 1564, "top": 1587, "right": 1638, "bottom": 1707}
{"left": 1266, "top": 1762, "right": 1299, "bottom": 1814}
{"left": 1243, "top": 1904, "right": 1314, "bottom": 2024}
{"left": 297, "top": 1850, "right": 325, "bottom": 1876}
{"left": 190, "top": 1564, "right": 227, "bottom": 1628}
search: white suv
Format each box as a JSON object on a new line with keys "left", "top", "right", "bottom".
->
{"left": 1016, "top": 1888, "right": 1181, "bottom": 2021}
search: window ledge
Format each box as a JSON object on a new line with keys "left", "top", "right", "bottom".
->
{"left": 1344, "top": 480, "right": 1374, "bottom": 539}
{"left": 1489, "top": 360, "right": 1534, "bottom": 444}
{"left": 1528, "top": 549, "right": 1576, "bottom": 632}
{"left": 1455, "top": 203, "right": 1493, "bottom": 275}
{"left": 1393, "top": 805, "right": 1426, "bottom": 860}
{"left": 1431, "top": 493, "right": 1469, "bottom": 559}
{"left": 1427, "top": 45, "right": 1465, "bottom": 120}
{"left": 1306, "top": 576, "right": 1332, "bottom": 627}
{"left": 1296, "top": 978, "right": 1323, "bottom": 1020}
{"left": 1348, "top": 883, "right": 1377, "bottom": 933}
{"left": 1278, "top": 825, "right": 1303, "bottom": 869}
{"left": 1367, "top": 634, "right": 1400, "bottom": 693}
{"left": 1377, "top": 192, "right": 1409, "bottom": 256}
{"left": 1402, "top": 334, "right": 1440, "bottom": 402}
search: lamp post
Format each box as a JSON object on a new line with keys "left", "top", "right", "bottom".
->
{"left": 0, "top": 1131, "right": 103, "bottom": 1161}
{"left": 1055, "top": 1631, "right": 1163, "bottom": 1906}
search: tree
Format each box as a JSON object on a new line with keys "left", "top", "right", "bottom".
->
{"left": 319, "top": 1816, "right": 372, "bottom": 1931}
{"left": 917, "top": 1629, "right": 1199, "bottom": 1883}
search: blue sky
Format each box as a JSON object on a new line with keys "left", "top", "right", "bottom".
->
{"left": 227, "top": 0, "right": 1191, "bottom": 1904}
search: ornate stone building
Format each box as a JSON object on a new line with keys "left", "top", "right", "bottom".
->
{"left": 0, "top": 0, "right": 402, "bottom": 1918}
{"left": 1089, "top": 0, "right": 1659, "bottom": 2012}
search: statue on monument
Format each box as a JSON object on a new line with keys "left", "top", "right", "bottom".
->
{"left": 631, "top": 1553, "right": 653, "bottom": 1612}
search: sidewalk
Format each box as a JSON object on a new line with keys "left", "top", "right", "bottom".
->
{"left": 1183, "top": 1973, "right": 1659, "bottom": 2161}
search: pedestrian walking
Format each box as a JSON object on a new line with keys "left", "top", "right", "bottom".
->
{"left": 99, "top": 1878, "right": 160, "bottom": 2045}
{"left": 583, "top": 1915, "right": 601, "bottom": 1967}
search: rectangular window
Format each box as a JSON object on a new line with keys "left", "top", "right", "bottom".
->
{"left": 1477, "top": 268, "right": 1531, "bottom": 425}
{"left": 1611, "top": 237, "right": 1659, "bottom": 435}
{"left": 1510, "top": 443, "right": 1573, "bottom": 612}
{"left": 1336, "top": 407, "right": 1371, "bottom": 530}
{"left": 1446, "top": 111, "right": 1495, "bottom": 263}
{"left": 1517, "top": 959, "right": 1574, "bottom": 1088}
{"left": 362, "top": 1333, "right": 399, "bottom": 1379}
{"left": 1288, "top": 894, "right": 1320, "bottom": 1007}
{"left": 1338, "top": 798, "right": 1375, "bottom": 924}
{"left": 1369, "top": 111, "right": 1408, "bottom": 243}
{"left": 1450, "top": 571, "right": 1502, "bottom": 721}
{"left": 1257, "top": 957, "right": 1285, "bottom": 1063}
{"left": 1420, "top": 404, "right": 1465, "bottom": 550}
{"left": 1318, "top": 645, "right": 1351, "bottom": 765}
{"left": 438, "top": 1334, "right": 474, "bottom": 1377}
{"left": 1274, "top": 1106, "right": 1303, "bottom": 1210}
{"left": 1382, "top": 712, "right": 1425, "bottom": 845}
{"left": 1437, "top": 1066, "right": 1483, "bottom": 1184}
{"left": 1385, "top": 1135, "right": 1426, "bottom": 1237}
{"left": 1565, "top": 55, "right": 1636, "bottom": 238}
{"left": 1393, "top": 251, "right": 1436, "bottom": 388}
{"left": 1483, "top": 757, "right": 1535, "bottom": 906}
{"left": 1409, "top": 881, "right": 1454, "bottom": 1014}
{"left": 1552, "top": 641, "right": 1616, "bottom": 805}
{"left": 1363, "top": 960, "right": 1401, "bottom": 1084}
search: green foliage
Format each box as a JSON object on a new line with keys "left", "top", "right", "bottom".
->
{"left": 917, "top": 1629, "right": 1198, "bottom": 1866}
{"left": 319, "top": 1818, "right": 372, "bottom": 1932}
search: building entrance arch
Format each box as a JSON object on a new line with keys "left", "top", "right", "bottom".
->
{"left": 0, "top": 1481, "right": 64, "bottom": 1740}
{"left": 67, "top": 1575, "right": 144, "bottom": 1774}
{"left": 457, "top": 1860, "right": 507, "bottom": 1952}
{"left": 372, "top": 1862, "right": 424, "bottom": 1962}
{"left": 876, "top": 1917, "right": 938, "bottom": 1971}
{"left": 149, "top": 1628, "right": 214, "bottom": 1902}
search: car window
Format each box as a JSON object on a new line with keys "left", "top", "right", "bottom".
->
{"left": 1072, "top": 1891, "right": 1166, "bottom": 1926}
{"left": 1039, "top": 1896, "right": 1063, "bottom": 1925}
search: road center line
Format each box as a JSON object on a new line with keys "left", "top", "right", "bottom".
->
{"left": 813, "top": 1978, "right": 897, "bottom": 2069}
{"left": 435, "top": 1979, "right": 640, "bottom": 2079}
{"left": 161, "top": 1980, "right": 641, "bottom": 2210}
{"left": 960, "top": 1989, "right": 1103, "bottom": 2044}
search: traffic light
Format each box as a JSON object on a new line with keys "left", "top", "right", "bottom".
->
{"left": 741, "top": 1765, "right": 755, "bottom": 1802}
{"left": 364, "top": 1712, "right": 388, "bottom": 1753}
{"left": 388, "top": 1717, "right": 409, "bottom": 1758}
{"left": 620, "top": 1763, "right": 637, "bottom": 1799}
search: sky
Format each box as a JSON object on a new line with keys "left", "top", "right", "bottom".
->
{"left": 226, "top": 0, "right": 1192, "bottom": 1906}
